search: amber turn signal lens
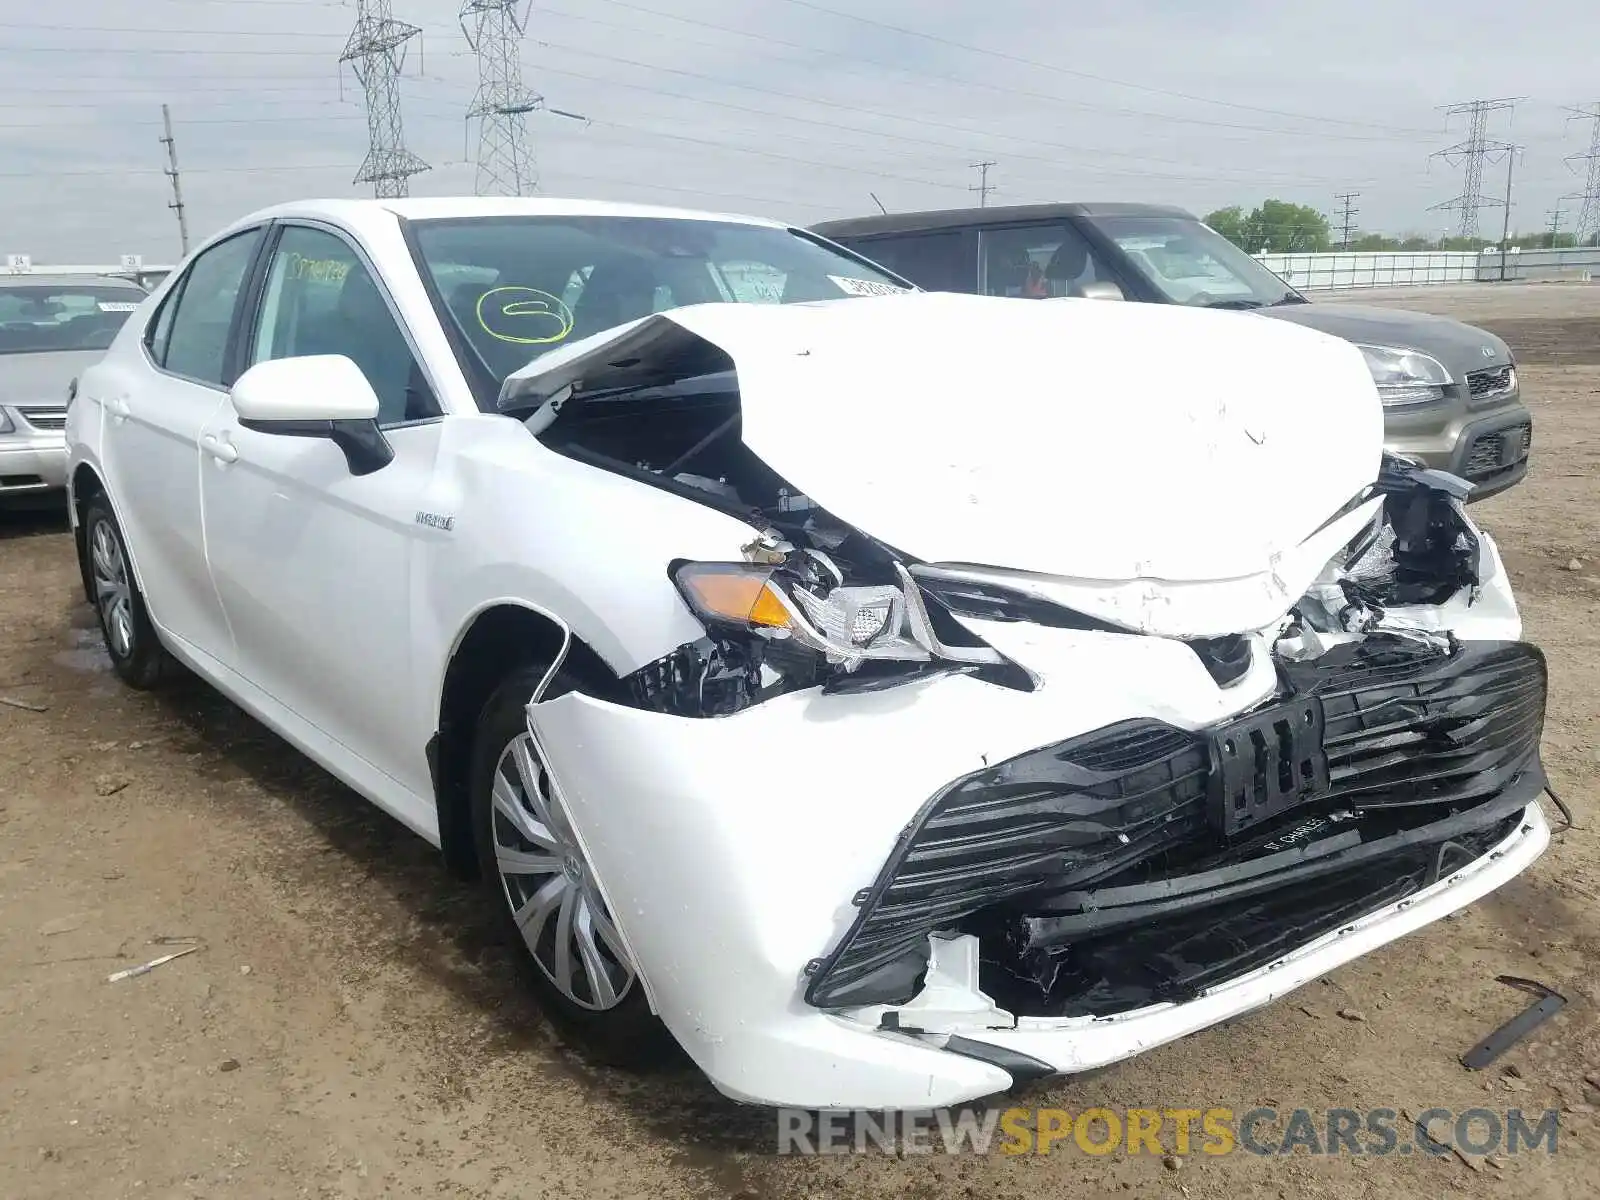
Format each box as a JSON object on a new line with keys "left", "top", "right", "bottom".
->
{"left": 674, "top": 564, "right": 793, "bottom": 629}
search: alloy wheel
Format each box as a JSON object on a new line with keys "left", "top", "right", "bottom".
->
{"left": 90, "top": 518, "right": 134, "bottom": 659}
{"left": 491, "top": 732, "right": 636, "bottom": 1010}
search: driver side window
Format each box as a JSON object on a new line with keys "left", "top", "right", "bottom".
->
{"left": 248, "top": 225, "right": 437, "bottom": 426}
{"left": 979, "top": 224, "right": 1109, "bottom": 299}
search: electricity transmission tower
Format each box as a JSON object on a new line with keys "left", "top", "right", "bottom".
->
{"left": 1563, "top": 104, "right": 1600, "bottom": 244}
{"left": 1429, "top": 97, "right": 1519, "bottom": 240}
{"left": 341, "top": 0, "right": 429, "bottom": 198}
{"left": 1334, "top": 192, "right": 1360, "bottom": 248}
{"left": 461, "top": 1, "right": 541, "bottom": 196}
{"left": 969, "top": 160, "right": 996, "bottom": 207}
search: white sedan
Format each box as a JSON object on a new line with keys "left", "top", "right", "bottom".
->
{"left": 65, "top": 197, "right": 1551, "bottom": 1109}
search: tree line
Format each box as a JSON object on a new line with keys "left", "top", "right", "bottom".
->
{"left": 1204, "top": 199, "right": 1600, "bottom": 253}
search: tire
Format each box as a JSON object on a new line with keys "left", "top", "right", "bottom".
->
{"left": 470, "top": 665, "right": 673, "bottom": 1069}
{"left": 82, "top": 496, "right": 171, "bottom": 690}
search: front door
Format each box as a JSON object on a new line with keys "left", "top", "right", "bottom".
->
{"left": 198, "top": 222, "right": 446, "bottom": 796}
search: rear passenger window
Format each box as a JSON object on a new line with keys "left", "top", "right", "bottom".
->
{"left": 160, "top": 229, "right": 263, "bottom": 385}
{"left": 843, "top": 232, "right": 972, "bottom": 293}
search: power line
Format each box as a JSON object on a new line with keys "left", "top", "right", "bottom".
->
{"left": 1429, "top": 97, "right": 1520, "bottom": 240}
{"left": 969, "top": 160, "right": 996, "bottom": 207}
{"left": 763, "top": 0, "right": 1439, "bottom": 135}
{"left": 340, "top": 0, "right": 429, "bottom": 198}
{"left": 516, "top": 48, "right": 1388, "bottom": 186}
{"left": 1334, "top": 191, "right": 1360, "bottom": 248}
{"left": 1545, "top": 207, "right": 1566, "bottom": 245}
{"left": 1563, "top": 103, "right": 1600, "bottom": 243}
{"left": 1, "top": 11, "right": 1438, "bottom": 144}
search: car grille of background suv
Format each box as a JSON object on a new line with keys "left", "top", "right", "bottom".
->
{"left": 1466, "top": 365, "right": 1515, "bottom": 400}
{"left": 16, "top": 406, "right": 67, "bottom": 431}
{"left": 802, "top": 638, "right": 1547, "bottom": 1009}
{"left": 1463, "top": 422, "right": 1531, "bottom": 478}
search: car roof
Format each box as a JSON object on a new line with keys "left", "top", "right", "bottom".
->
{"left": 0, "top": 273, "right": 146, "bottom": 290}
{"left": 209, "top": 196, "right": 794, "bottom": 248}
{"left": 811, "top": 202, "right": 1196, "bottom": 239}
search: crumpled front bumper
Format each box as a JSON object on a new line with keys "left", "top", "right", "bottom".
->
{"left": 528, "top": 600, "right": 1550, "bottom": 1108}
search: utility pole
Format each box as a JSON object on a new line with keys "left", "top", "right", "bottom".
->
{"left": 1563, "top": 103, "right": 1600, "bottom": 245}
{"left": 1334, "top": 191, "right": 1360, "bottom": 248}
{"left": 1498, "top": 144, "right": 1521, "bottom": 282}
{"left": 969, "top": 160, "right": 996, "bottom": 207}
{"left": 1546, "top": 207, "right": 1566, "bottom": 248}
{"left": 341, "top": 0, "right": 429, "bottom": 198}
{"left": 159, "top": 104, "right": 189, "bottom": 257}
{"left": 1430, "top": 97, "right": 1520, "bottom": 241}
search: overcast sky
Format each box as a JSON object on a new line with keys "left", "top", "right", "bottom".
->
{"left": 2, "top": 0, "right": 1596, "bottom": 263}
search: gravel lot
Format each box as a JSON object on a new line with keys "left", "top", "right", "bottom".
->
{"left": 2, "top": 283, "right": 1596, "bottom": 1199}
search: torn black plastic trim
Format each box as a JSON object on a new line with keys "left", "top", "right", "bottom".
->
{"left": 1018, "top": 768, "right": 1543, "bottom": 947}
{"left": 940, "top": 1036, "right": 1057, "bottom": 1084}
{"left": 803, "top": 637, "right": 1547, "bottom": 1011}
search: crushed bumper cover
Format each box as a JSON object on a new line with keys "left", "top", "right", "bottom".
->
{"left": 528, "top": 625, "right": 1550, "bottom": 1110}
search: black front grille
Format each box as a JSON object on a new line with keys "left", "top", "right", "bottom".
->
{"left": 1463, "top": 422, "right": 1531, "bottom": 478}
{"left": 804, "top": 638, "right": 1546, "bottom": 1009}
{"left": 1286, "top": 639, "right": 1545, "bottom": 810}
{"left": 1467, "top": 365, "right": 1515, "bottom": 398}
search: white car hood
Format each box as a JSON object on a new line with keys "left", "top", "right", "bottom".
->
{"left": 504, "top": 291, "right": 1385, "bottom": 636}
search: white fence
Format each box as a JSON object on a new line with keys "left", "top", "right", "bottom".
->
{"left": 1258, "top": 247, "right": 1600, "bottom": 291}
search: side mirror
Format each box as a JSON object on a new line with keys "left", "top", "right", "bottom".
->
{"left": 229, "top": 355, "right": 394, "bottom": 476}
{"left": 1078, "top": 280, "right": 1125, "bottom": 302}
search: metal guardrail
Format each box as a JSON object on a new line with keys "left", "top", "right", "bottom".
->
{"left": 1258, "top": 248, "right": 1600, "bottom": 291}
{"left": 3, "top": 258, "right": 175, "bottom": 289}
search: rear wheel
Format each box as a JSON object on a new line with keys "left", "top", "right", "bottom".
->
{"left": 470, "top": 666, "right": 673, "bottom": 1068}
{"left": 82, "top": 497, "right": 170, "bottom": 690}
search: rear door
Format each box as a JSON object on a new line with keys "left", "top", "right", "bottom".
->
{"left": 832, "top": 229, "right": 978, "bottom": 293}
{"left": 99, "top": 227, "right": 265, "bottom": 667}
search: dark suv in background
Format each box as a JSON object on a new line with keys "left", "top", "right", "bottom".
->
{"left": 812, "top": 203, "right": 1533, "bottom": 500}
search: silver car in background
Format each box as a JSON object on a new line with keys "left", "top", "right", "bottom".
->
{"left": 1, "top": 274, "right": 148, "bottom": 505}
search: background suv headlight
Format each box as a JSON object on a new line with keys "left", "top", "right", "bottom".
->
{"left": 1356, "top": 343, "right": 1452, "bottom": 407}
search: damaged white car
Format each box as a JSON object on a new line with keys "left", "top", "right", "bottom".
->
{"left": 65, "top": 199, "right": 1552, "bottom": 1110}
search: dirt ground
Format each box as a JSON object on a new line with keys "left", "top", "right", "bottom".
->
{"left": 2, "top": 283, "right": 1597, "bottom": 1199}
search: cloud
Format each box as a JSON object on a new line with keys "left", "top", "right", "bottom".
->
{"left": 0, "top": 0, "right": 1594, "bottom": 262}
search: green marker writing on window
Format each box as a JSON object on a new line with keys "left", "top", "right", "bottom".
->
{"left": 475, "top": 286, "right": 574, "bottom": 346}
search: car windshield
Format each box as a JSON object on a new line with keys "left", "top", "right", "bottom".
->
{"left": 1079, "top": 214, "right": 1305, "bottom": 309}
{"left": 409, "top": 215, "right": 912, "bottom": 386}
{"left": 0, "top": 283, "right": 145, "bottom": 355}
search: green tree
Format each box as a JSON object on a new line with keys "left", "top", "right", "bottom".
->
{"left": 1202, "top": 200, "right": 1330, "bottom": 252}
{"left": 1202, "top": 206, "right": 1248, "bottom": 245}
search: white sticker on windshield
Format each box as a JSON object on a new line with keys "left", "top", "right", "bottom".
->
{"left": 828, "top": 275, "right": 910, "bottom": 297}
{"left": 97, "top": 302, "right": 139, "bottom": 312}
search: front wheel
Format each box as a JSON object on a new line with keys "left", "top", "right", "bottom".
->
{"left": 82, "top": 497, "right": 170, "bottom": 690}
{"left": 470, "top": 666, "right": 674, "bottom": 1068}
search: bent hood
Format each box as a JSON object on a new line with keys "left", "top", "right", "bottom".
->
{"left": 505, "top": 291, "right": 1384, "bottom": 632}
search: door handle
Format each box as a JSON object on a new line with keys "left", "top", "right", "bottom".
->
{"left": 202, "top": 433, "right": 239, "bottom": 464}
{"left": 107, "top": 394, "right": 131, "bottom": 420}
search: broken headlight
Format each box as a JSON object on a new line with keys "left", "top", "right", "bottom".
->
{"left": 671, "top": 558, "right": 942, "bottom": 669}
